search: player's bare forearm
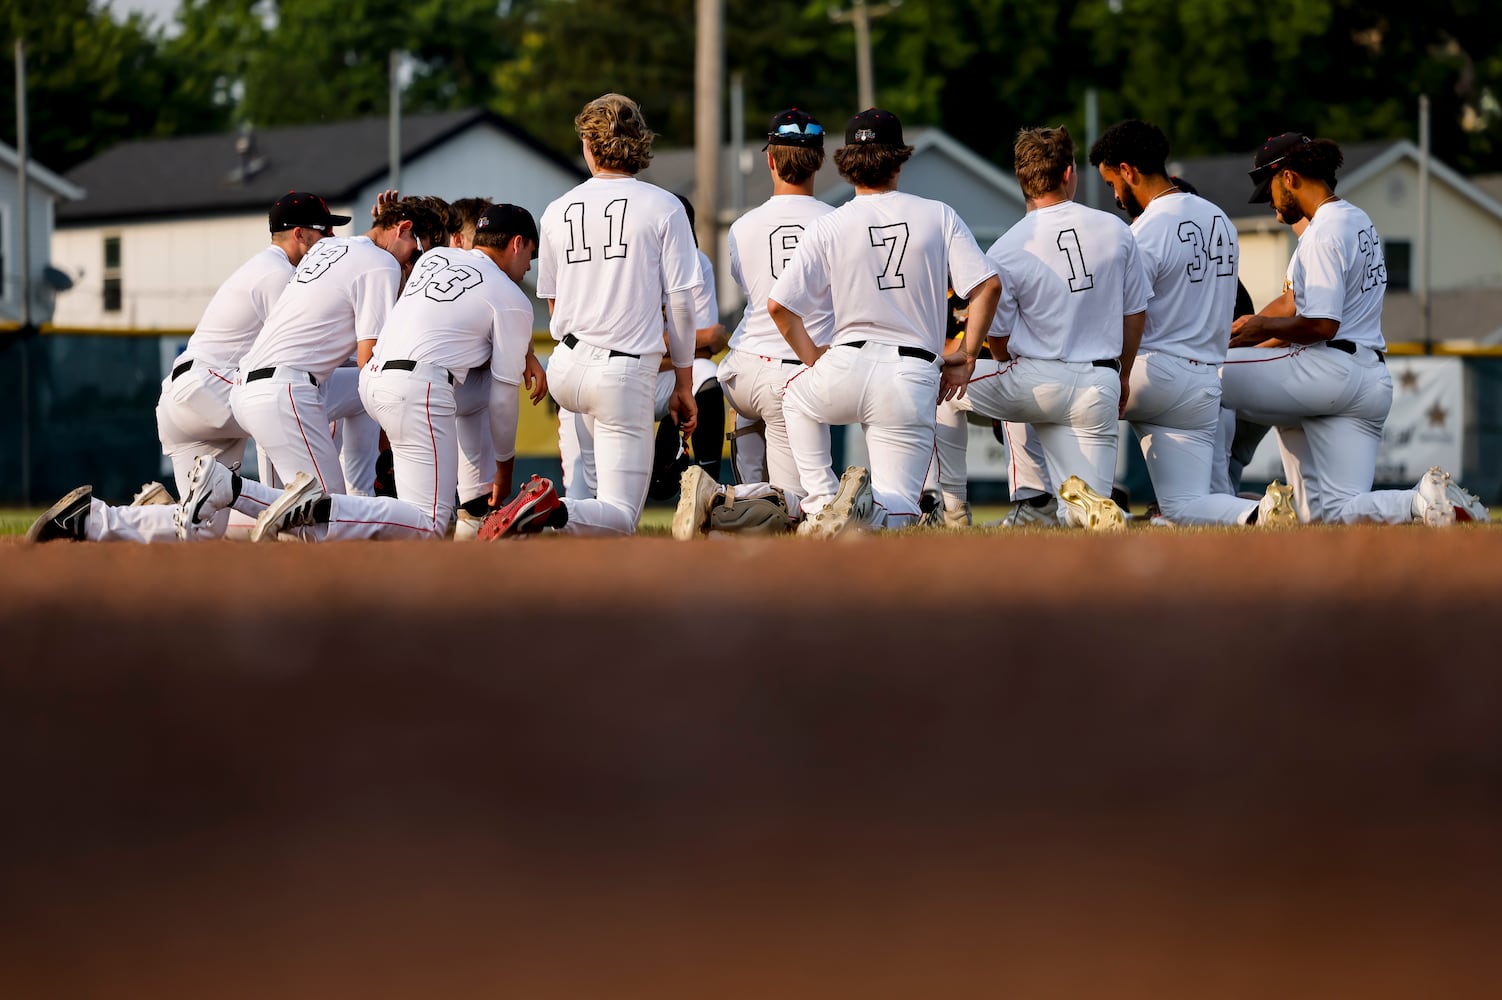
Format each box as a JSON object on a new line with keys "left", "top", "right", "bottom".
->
{"left": 939, "top": 354, "right": 976, "bottom": 401}
{"left": 960, "top": 275, "right": 1002, "bottom": 360}
{"left": 356, "top": 339, "right": 376, "bottom": 369}
{"left": 669, "top": 380, "right": 698, "bottom": 435}
{"left": 768, "top": 299, "right": 822, "bottom": 367}
{"left": 1230, "top": 314, "right": 1338, "bottom": 348}
{"left": 696, "top": 324, "right": 730, "bottom": 358}
{"left": 523, "top": 351, "right": 548, "bottom": 403}
{"left": 987, "top": 335, "right": 1011, "bottom": 361}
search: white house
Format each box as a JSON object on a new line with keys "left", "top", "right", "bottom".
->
{"left": 638, "top": 127, "right": 1029, "bottom": 314}
{"left": 51, "top": 108, "right": 587, "bottom": 333}
{"left": 1173, "top": 140, "right": 1502, "bottom": 346}
{"left": 0, "top": 141, "right": 85, "bottom": 327}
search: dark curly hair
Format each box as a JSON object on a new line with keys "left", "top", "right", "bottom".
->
{"left": 373, "top": 195, "right": 451, "bottom": 250}
{"left": 1282, "top": 138, "right": 1344, "bottom": 188}
{"left": 1088, "top": 119, "right": 1170, "bottom": 176}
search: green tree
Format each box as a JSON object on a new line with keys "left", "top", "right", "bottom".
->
{"left": 2, "top": 0, "right": 227, "bottom": 172}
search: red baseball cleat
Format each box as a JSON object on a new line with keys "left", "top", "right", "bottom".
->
{"left": 479, "top": 476, "right": 561, "bottom": 539}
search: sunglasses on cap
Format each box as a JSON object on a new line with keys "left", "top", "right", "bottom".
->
{"left": 772, "top": 121, "right": 824, "bottom": 138}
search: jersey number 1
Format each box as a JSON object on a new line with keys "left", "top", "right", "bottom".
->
{"left": 564, "top": 199, "right": 629, "bottom": 263}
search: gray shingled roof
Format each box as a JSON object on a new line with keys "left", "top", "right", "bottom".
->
{"left": 58, "top": 108, "right": 581, "bottom": 225}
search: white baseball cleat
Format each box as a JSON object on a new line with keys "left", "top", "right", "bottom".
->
{"left": 1256, "top": 480, "right": 1299, "bottom": 528}
{"left": 1443, "top": 473, "right": 1490, "bottom": 523}
{"left": 250, "top": 472, "right": 325, "bottom": 542}
{"left": 453, "top": 509, "right": 483, "bottom": 541}
{"left": 672, "top": 465, "right": 722, "bottom": 541}
{"left": 797, "top": 466, "right": 873, "bottom": 539}
{"left": 130, "top": 481, "right": 174, "bottom": 506}
{"left": 175, "top": 455, "right": 237, "bottom": 541}
{"left": 1413, "top": 466, "right": 1460, "bottom": 527}
{"left": 1058, "top": 476, "right": 1126, "bottom": 531}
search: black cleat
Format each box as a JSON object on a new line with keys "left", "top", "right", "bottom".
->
{"left": 25, "top": 486, "right": 93, "bottom": 543}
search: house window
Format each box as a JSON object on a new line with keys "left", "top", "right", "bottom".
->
{"left": 103, "top": 235, "right": 122, "bottom": 312}
{"left": 1385, "top": 239, "right": 1412, "bottom": 292}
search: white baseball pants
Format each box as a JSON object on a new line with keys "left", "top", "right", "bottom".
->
{"left": 717, "top": 348, "right": 807, "bottom": 501}
{"left": 1125, "top": 352, "right": 1257, "bottom": 525}
{"left": 294, "top": 363, "right": 458, "bottom": 541}
{"left": 1220, "top": 343, "right": 1412, "bottom": 523}
{"left": 937, "top": 357, "right": 1120, "bottom": 499}
{"left": 546, "top": 339, "right": 660, "bottom": 535}
{"left": 231, "top": 368, "right": 346, "bottom": 497}
{"left": 557, "top": 406, "right": 596, "bottom": 498}
{"left": 783, "top": 342, "right": 941, "bottom": 529}
{"left": 325, "top": 365, "right": 380, "bottom": 496}
{"left": 453, "top": 367, "right": 496, "bottom": 505}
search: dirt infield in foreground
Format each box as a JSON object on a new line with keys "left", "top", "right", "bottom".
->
{"left": 3, "top": 530, "right": 1501, "bottom": 998}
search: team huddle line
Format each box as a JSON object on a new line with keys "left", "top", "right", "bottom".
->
{"left": 23, "top": 95, "right": 1489, "bottom": 544}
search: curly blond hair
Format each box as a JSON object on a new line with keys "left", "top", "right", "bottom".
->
{"left": 575, "top": 93, "right": 656, "bottom": 174}
{"left": 1013, "top": 126, "right": 1075, "bottom": 201}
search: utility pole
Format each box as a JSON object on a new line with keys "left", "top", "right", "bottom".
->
{"left": 830, "top": 0, "right": 902, "bottom": 111}
{"left": 388, "top": 50, "right": 402, "bottom": 192}
{"left": 694, "top": 0, "right": 723, "bottom": 267}
{"left": 16, "top": 37, "right": 33, "bottom": 503}
{"left": 1418, "top": 95, "right": 1432, "bottom": 354}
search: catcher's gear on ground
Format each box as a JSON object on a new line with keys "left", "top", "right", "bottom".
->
{"left": 707, "top": 491, "right": 795, "bottom": 535}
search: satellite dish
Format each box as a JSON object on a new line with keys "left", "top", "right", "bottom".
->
{"left": 42, "top": 265, "right": 74, "bottom": 291}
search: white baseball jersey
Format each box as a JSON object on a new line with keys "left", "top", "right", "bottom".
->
{"left": 1291, "top": 199, "right": 1388, "bottom": 351}
{"left": 536, "top": 175, "right": 702, "bottom": 357}
{"left": 373, "top": 247, "right": 535, "bottom": 386}
{"left": 772, "top": 190, "right": 994, "bottom": 355}
{"left": 728, "top": 194, "right": 836, "bottom": 357}
{"left": 241, "top": 235, "right": 401, "bottom": 383}
{"left": 988, "top": 201, "right": 1151, "bottom": 362}
{"left": 181, "top": 245, "right": 294, "bottom": 368}
{"left": 1131, "top": 192, "right": 1239, "bottom": 363}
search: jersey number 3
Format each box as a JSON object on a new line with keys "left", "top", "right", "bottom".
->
{"left": 564, "top": 199, "right": 629, "bottom": 263}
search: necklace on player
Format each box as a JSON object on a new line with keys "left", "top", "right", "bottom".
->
{"left": 1314, "top": 194, "right": 1339, "bottom": 211}
{"left": 1146, "top": 184, "right": 1180, "bottom": 206}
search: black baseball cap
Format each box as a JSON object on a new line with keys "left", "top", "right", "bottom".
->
{"left": 269, "top": 191, "right": 351, "bottom": 233}
{"left": 845, "top": 108, "right": 904, "bottom": 146}
{"left": 763, "top": 109, "right": 825, "bottom": 151}
{"left": 1247, "top": 133, "right": 1312, "bottom": 203}
{"left": 476, "top": 203, "right": 540, "bottom": 257}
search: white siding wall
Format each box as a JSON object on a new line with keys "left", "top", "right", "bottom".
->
{"left": 1348, "top": 162, "right": 1502, "bottom": 291}
{"left": 52, "top": 215, "right": 269, "bottom": 330}
{"left": 1236, "top": 226, "right": 1298, "bottom": 312}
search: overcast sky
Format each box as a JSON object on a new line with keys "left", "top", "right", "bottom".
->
{"left": 106, "top": 0, "right": 181, "bottom": 27}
